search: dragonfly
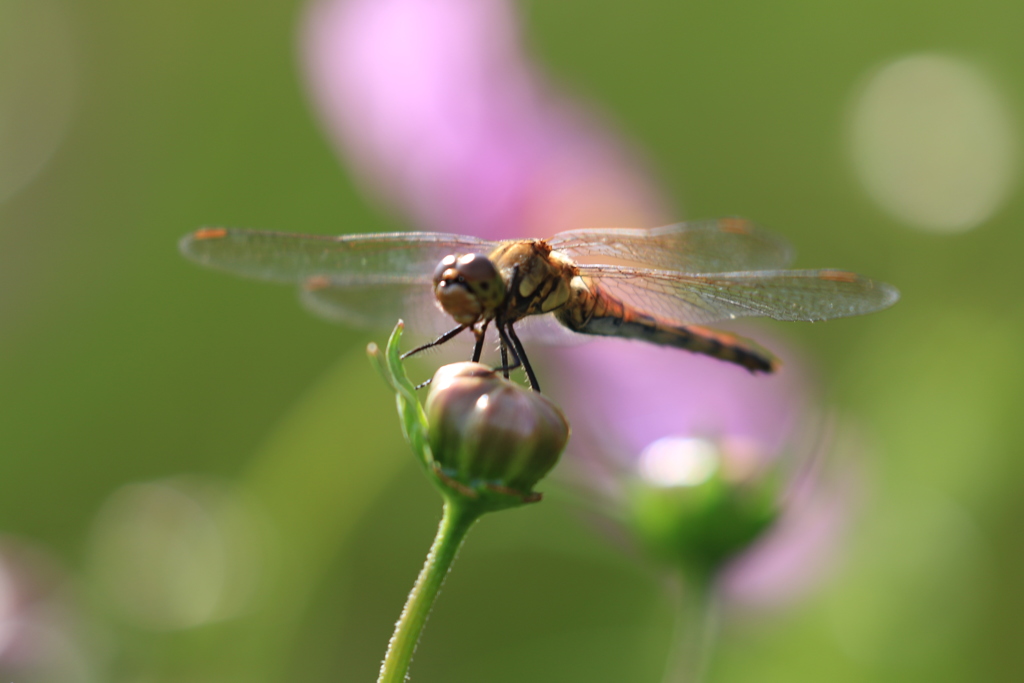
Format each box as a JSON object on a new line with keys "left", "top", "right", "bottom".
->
{"left": 180, "top": 218, "right": 899, "bottom": 392}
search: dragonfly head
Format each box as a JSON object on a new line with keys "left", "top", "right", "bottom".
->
{"left": 433, "top": 253, "right": 506, "bottom": 325}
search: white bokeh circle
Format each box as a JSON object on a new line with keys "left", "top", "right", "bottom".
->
{"left": 848, "top": 53, "right": 1017, "bottom": 233}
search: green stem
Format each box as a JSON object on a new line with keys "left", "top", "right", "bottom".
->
{"left": 660, "top": 572, "right": 719, "bottom": 683}
{"left": 377, "top": 498, "right": 483, "bottom": 683}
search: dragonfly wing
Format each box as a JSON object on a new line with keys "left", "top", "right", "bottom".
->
{"left": 299, "top": 274, "right": 461, "bottom": 338}
{"left": 580, "top": 265, "right": 900, "bottom": 325}
{"left": 180, "top": 228, "right": 499, "bottom": 283}
{"left": 547, "top": 218, "right": 795, "bottom": 272}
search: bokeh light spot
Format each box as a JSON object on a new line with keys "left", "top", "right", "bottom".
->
{"left": 848, "top": 53, "right": 1017, "bottom": 233}
{"left": 0, "top": 0, "right": 76, "bottom": 203}
{"left": 89, "top": 478, "right": 267, "bottom": 631}
{"left": 638, "top": 436, "right": 719, "bottom": 487}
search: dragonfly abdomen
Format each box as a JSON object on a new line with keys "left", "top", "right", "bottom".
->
{"left": 555, "top": 282, "right": 777, "bottom": 373}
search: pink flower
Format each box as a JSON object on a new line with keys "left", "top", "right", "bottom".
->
{"left": 301, "top": 0, "right": 849, "bottom": 604}
{"left": 301, "top": 0, "right": 668, "bottom": 239}
{"left": 0, "top": 537, "right": 93, "bottom": 681}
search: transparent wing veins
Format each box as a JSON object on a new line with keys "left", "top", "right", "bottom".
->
{"left": 547, "top": 218, "right": 795, "bottom": 272}
{"left": 180, "top": 227, "right": 501, "bottom": 337}
{"left": 579, "top": 264, "right": 900, "bottom": 325}
{"left": 179, "top": 228, "right": 499, "bottom": 283}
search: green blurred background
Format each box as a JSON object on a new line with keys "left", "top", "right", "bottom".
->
{"left": 2, "top": 0, "right": 1023, "bottom": 681}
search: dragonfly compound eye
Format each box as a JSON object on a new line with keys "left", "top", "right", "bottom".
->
{"left": 433, "top": 253, "right": 505, "bottom": 326}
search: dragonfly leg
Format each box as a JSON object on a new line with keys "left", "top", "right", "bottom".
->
{"left": 471, "top": 319, "right": 490, "bottom": 363}
{"left": 490, "top": 320, "right": 538, "bottom": 392}
{"left": 505, "top": 322, "right": 541, "bottom": 392}
{"left": 498, "top": 330, "right": 511, "bottom": 379}
{"left": 400, "top": 324, "right": 467, "bottom": 359}
{"left": 495, "top": 266, "right": 524, "bottom": 382}
{"left": 493, "top": 317, "right": 519, "bottom": 380}
{"left": 491, "top": 325, "right": 523, "bottom": 374}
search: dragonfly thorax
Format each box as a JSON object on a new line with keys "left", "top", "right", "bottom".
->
{"left": 486, "top": 241, "right": 576, "bottom": 322}
{"left": 432, "top": 253, "right": 507, "bottom": 326}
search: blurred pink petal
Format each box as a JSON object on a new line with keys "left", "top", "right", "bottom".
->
{"left": 301, "top": 0, "right": 668, "bottom": 238}
{"left": 720, "top": 472, "right": 851, "bottom": 608}
{"left": 547, "top": 337, "right": 810, "bottom": 474}
{"left": 0, "top": 537, "right": 93, "bottom": 681}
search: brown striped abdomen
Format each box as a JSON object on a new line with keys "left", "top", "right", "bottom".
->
{"left": 554, "top": 282, "right": 777, "bottom": 373}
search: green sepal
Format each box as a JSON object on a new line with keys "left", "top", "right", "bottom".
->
{"left": 367, "top": 321, "right": 433, "bottom": 471}
{"left": 430, "top": 462, "right": 543, "bottom": 512}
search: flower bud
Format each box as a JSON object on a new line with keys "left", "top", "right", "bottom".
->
{"left": 625, "top": 436, "right": 781, "bottom": 577}
{"left": 425, "top": 363, "right": 569, "bottom": 502}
